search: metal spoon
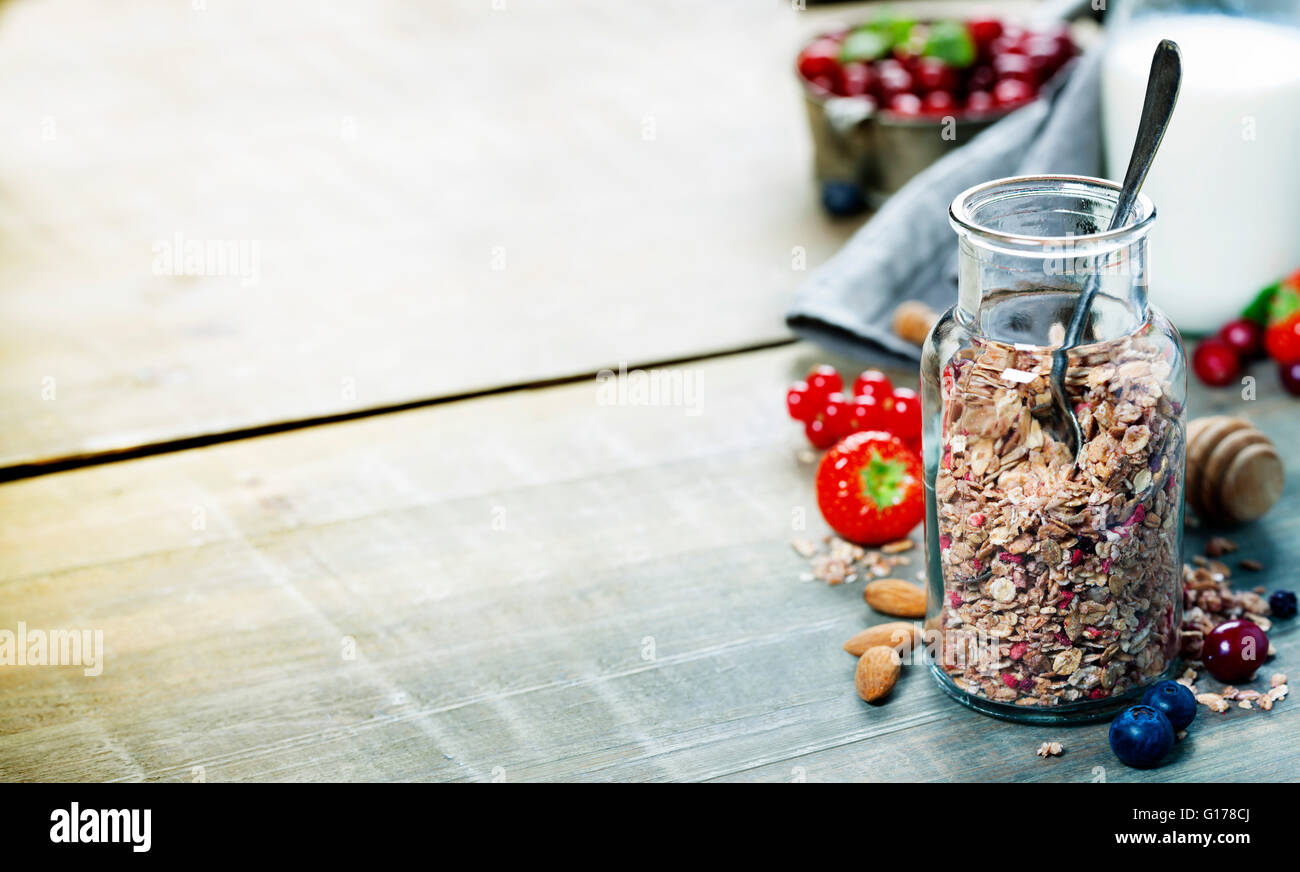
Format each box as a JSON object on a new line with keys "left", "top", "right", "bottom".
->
{"left": 1042, "top": 39, "right": 1182, "bottom": 463}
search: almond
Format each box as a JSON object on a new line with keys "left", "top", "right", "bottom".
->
{"left": 855, "top": 646, "right": 901, "bottom": 703}
{"left": 863, "top": 578, "right": 926, "bottom": 618}
{"left": 843, "top": 622, "right": 919, "bottom": 657}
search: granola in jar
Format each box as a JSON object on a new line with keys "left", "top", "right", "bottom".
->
{"left": 932, "top": 330, "right": 1184, "bottom": 708}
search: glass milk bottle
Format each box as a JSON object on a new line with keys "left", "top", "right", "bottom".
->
{"left": 1102, "top": 0, "right": 1300, "bottom": 334}
{"left": 921, "top": 175, "right": 1186, "bottom": 723}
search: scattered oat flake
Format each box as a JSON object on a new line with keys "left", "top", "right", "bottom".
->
{"left": 1238, "top": 699, "right": 1253, "bottom": 710}
{"left": 1270, "top": 672, "right": 1288, "bottom": 687}
{"left": 792, "top": 538, "right": 818, "bottom": 558}
{"left": 1175, "top": 730, "right": 1188, "bottom": 740}
{"left": 1239, "top": 559, "right": 1263, "bottom": 572}
{"left": 1036, "top": 741, "right": 1063, "bottom": 758}
{"left": 881, "top": 539, "right": 914, "bottom": 554}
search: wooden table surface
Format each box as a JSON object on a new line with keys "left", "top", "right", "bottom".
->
{"left": 1, "top": 0, "right": 1296, "bottom": 783}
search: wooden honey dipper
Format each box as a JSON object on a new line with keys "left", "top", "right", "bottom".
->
{"left": 1186, "top": 416, "right": 1283, "bottom": 525}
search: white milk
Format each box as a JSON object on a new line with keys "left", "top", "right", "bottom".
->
{"left": 1102, "top": 14, "right": 1300, "bottom": 333}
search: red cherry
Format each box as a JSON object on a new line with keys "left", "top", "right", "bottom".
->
{"left": 885, "top": 388, "right": 922, "bottom": 440}
{"left": 786, "top": 380, "right": 815, "bottom": 421}
{"left": 967, "top": 64, "right": 996, "bottom": 92}
{"left": 1280, "top": 360, "right": 1300, "bottom": 396}
{"left": 804, "top": 417, "right": 840, "bottom": 450}
{"left": 798, "top": 38, "right": 842, "bottom": 82}
{"left": 915, "top": 57, "right": 958, "bottom": 94}
{"left": 923, "top": 90, "right": 957, "bottom": 115}
{"left": 1192, "top": 337, "right": 1241, "bottom": 387}
{"left": 887, "top": 92, "right": 923, "bottom": 116}
{"left": 993, "top": 79, "right": 1036, "bottom": 107}
{"left": 876, "top": 61, "right": 914, "bottom": 102}
{"left": 1202, "top": 619, "right": 1269, "bottom": 682}
{"left": 805, "top": 365, "right": 842, "bottom": 406}
{"left": 840, "top": 61, "right": 876, "bottom": 97}
{"left": 969, "top": 18, "right": 1003, "bottom": 51}
{"left": 965, "top": 90, "right": 994, "bottom": 114}
{"left": 991, "top": 25, "right": 1027, "bottom": 54}
{"left": 852, "top": 370, "right": 893, "bottom": 399}
{"left": 993, "top": 52, "right": 1036, "bottom": 83}
{"left": 1025, "top": 35, "right": 1065, "bottom": 66}
{"left": 1217, "top": 317, "right": 1264, "bottom": 360}
{"left": 806, "top": 74, "right": 837, "bottom": 95}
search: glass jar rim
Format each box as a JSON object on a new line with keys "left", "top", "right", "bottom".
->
{"left": 949, "top": 174, "right": 1156, "bottom": 253}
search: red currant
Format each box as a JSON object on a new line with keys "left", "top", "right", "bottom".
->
{"left": 1192, "top": 337, "right": 1241, "bottom": 387}
{"left": 1202, "top": 619, "right": 1269, "bottom": 682}
{"left": 786, "top": 380, "right": 815, "bottom": 421}
{"left": 805, "top": 365, "right": 842, "bottom": 406}
{"left": 820, "top": 392, "right": 853, "bottom": 437}
{"left": 885, "top": 388, "right": 921, "bottom": 440}
{"left": 1265, "top": 312, "right": 1300, "bottom": 364}
{"left": 852, "top": 369, "right": 893, "bottom": 399}
{"left": 1217, "top": 317, "right": 1264, "bottom": 360}
{"left": 804, "top": 417, "right": 839, "bottom": 450}
{"left": 847, "top": 394, "right": 887, "bottom": 432}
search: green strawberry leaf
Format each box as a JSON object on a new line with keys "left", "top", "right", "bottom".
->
{"left": 923, "top": 19, "right": 975, "bottom": 68}
{"left": 1268, "top": 281, "right": 1300, "bottom": 325}
{"left": 1241, "top": 282, "right": 1278, "bottom": 325}
{"left": 860, "top": 451, "right": 906, "bottom": 509}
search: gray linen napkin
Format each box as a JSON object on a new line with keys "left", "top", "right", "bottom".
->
{"left": 786, "top": 46, "right": 1105, "bottom": 363}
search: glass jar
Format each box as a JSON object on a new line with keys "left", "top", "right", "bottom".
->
{"left": 920, "top": 175, "right": 1186, "bottom": 723}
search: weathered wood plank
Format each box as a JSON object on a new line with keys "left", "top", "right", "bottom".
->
{"left": 1, "top": 344, "right": 1297, "bottom": 781}
{"left": 0, "top": 0, "right": 870, "bottom": 468}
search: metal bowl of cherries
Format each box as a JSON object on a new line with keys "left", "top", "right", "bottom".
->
{"left": 797, "top": 14, "right": 1078, "bottom": 215}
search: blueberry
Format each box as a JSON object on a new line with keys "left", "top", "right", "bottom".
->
{"left": 820, "top": 180, "right": 867, "bottom": 217}
{"left": 1140, "top": 680, "right": 1197, "bottom": 731}
{"left": 1109, "top": 705, "right": 1174, "bottom": 769}
{"left": 1269, "top": 589, "right": 1297, "bottom": 620}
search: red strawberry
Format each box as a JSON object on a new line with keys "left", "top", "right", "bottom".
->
{"left": 815, "top": 431, "right": 924, "bottom": 546}
{"left": 1265, "top": 311, "right": 1300, "bottom": 364}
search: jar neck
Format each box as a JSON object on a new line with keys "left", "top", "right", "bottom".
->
{"left": 950, "top": 175, "right": 1155, "bottom": 346}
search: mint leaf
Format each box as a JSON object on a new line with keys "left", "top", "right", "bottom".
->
{"left": 923, "top": 19, "right": 975, "bottom": 68}
{"left": 860, "top": 451, "right": 906, "bottom": 509}
{"left": 840, "top": 29, "right": 890, "bottom": 63}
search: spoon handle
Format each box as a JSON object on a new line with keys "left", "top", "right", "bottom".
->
{"left": 1062, "top": 39, "right": 1182, "bottom": 350}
